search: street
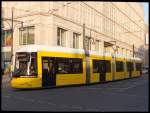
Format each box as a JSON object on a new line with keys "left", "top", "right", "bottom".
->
{"left": 1, "top": 74, "right": 149, "bottom": 112}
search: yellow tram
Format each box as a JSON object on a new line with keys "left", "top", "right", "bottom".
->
{"left": 11, "top": 45, "right": 142, "bottom": 89}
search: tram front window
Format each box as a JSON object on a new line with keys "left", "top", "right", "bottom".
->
{"left": 14, "top": 52, "right": 37, "bottom": 77}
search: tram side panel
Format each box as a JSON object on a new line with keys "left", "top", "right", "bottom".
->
{"left": 90, "top": 55, "right": 113, "bottom": 83}
{"left": 124, "top": 60, "right": 129, "bottom": 79}
{"left": 134, "top": 61, "right": 142, "bottom": 77}
{"left": 126, "top": 60, "right": 134, "bottom": 78}
{"left": 132, "top": 61, "right": 137, "bottom": 77}
{"left": 114, "top": 58, "right": 126, "bottom": 80}
{"left": 56, "top": 57, "right": 86, "bottom": 86}
{"left": 90, "top": 55, "right": 102, "bottom": 83}
{"left": 105, "top": 57, "right": 113, "bottom": 82}
{"left": 38, "top": 51, "right": 86, "bottom": 87}
{"left": 90, "top": 58, "right": 100, "bottom": 83}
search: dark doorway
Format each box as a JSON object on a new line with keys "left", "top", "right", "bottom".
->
{"left": 42, "top": 57, "right": 56, "bottom": 87}
{"left": 99, "top": 61, "right": 106, "bottom": 82}
{"left": 129, "top": 68, "right": 132, "bottom": 78}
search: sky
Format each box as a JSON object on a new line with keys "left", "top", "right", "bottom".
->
{"left": 143, "top": 2, "right": 149, "bottom": 26}
{"left": 143, "top": 2, "right": 149, "bottom": 45}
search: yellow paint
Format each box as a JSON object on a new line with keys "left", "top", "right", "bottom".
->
{"left": 115, "top": 57, "right": 125, "bottom": 61}
{"left": 132, "top": 71, "right": 136, "bottom": 77}
{"left": 90, "top": 56, "right": 112, "bottom": 83}
{"left": 38, "top": 51, "right": 85, "bottom": 58}
{"left": 114, "top": 58, "right": 126, "bottom": 80}
{"left": 38, "top": 51, "right": 86, "bottom": 87}
{"left": 56, "top": 74, "right": 86, "bottom": 86}
{"left": 106, "top": 73, "right": 113, "bottom": 81}
{"left": 11, "top": 50, "right": 143, "bottom": 89}
{"left": 133, "top": 71, "right": 140, "bottom": 77}
{"left": 125, "top": 72, "right": 129, "bottom": 79}
{"left": 90, "top": 55, "right": 112, "bottom": 60}
{"left": 91, "top": 73, "right": 99, "bottom": 83}
{"left": 37, "top": 51, "right": 85, "bottom": 76}
{"left": 11, "top": 77, "right": 42, "bottom": 89}
{"left": 115, "top": 72, "right": 125, "bottom": 80}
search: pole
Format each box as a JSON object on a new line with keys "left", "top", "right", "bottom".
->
{"left": 83, "top": 23, "right": 85, "bottom": 50}
{"left": 133, "top": 44, "right": 134, "bottom": 57}
{"left": 11, "top": 7, "right": 14, "bottom": 75}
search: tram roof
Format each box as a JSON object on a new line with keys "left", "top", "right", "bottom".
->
{"left": 16, "top": 45, "right": 113, "bottom": 57}
{"left": 16, "top": 45, "right": 142, "bottom": 61}
{"left": 16, "top": 45, "right": 85, "bottom": 54}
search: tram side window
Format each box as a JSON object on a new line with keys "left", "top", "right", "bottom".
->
{"left": 104, "top": 60, "right": 111, "bottom": 72}
{"left": 93, "top": 60, "right": 99, "bottom": 73}
{"left": 29, "top": 52, "right": 37, "bottom": 75}
{"left": 116, "top": 61, "right": 124, "bottom": 72}
{"left": 56, "top": 58, "right": 83, "bottom": 74}
{"left": 99, "top": 60, "right": 111, "bottom": 73}
{"left": 57, "top": 58, "right": 70, "bottom": 74}
{"left": 70, "top": 58, "right": 83, "bottom": 73}
{"left": 93, "top": 60, "right": 111, "bottom": 73}
{"left": 136, "top": 63, "right": 142, "bottom": 71}
{"left": 126, "top": 62, "right": 134, "bottom": 71}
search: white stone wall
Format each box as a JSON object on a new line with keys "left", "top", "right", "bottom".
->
{"left": 2, "top": 1, "right": 145, "bottom": 59}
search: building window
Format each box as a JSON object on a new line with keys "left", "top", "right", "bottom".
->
{"left": 1, "top": 52, "right": 11, "bottom": 72}
{"left": 5, "top": 52, "right": 11, "bottom": 60}
{"left": 57, "top": 27, "right": 67, "bottom": 47}
{"left": 2, "top": 52, "right": 11, "bottom": 61}
{"left": 2, "top": 29, "right": 12, "bottom": 47}
{"left": 84, "top": 36, "right": 91, "bottom": 50}
{"left": 116, "top": 61, "right": 124, "bottom": 72}
{"left": 73, "top": 32, "right": 80, "bottom": 49}
{"left": 19, "top": 26, "right": 34, "bottom": 45}
{"left": 95, "top": 40, "right": 99, "bottom": 51}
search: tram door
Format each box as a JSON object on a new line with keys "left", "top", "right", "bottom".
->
{"left": 42, "top": 57, "right": 56, "bottom": 87}
{"left": 99, "top": 61, "right": 106, "bottom": 82}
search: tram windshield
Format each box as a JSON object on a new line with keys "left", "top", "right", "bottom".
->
{"left": 13, "top": 52, "right": 37, "bottom": 77}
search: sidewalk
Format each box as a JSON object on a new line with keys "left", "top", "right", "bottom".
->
{"left": 2, "top": 75, "right": 11, "bottom": 85}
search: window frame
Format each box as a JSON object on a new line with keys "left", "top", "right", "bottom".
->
{"left": 85, "top": 36, "right": 91, "bottom": 50}
{"left": 73, "top": 32, "right": 80, "bottom": 49}
{"left": 2, "top": 29, "right": 12, "bottom": 47}
{"left": 93, "top": 60, "right": 100, "bottom": 73}
{"left": 126, "top": 62, "right": 134, "bottom": 71}
{"left": 95, "top": 40, "right": 100, "bottom": 51}
{"left": 56, "top": 57, "right": 83, "bottom": 74}
{"left": 116, "top": 61, "right": 124, "bottom": 72}
{"left": 19, "top": 26, "right": 35, "bottom": 45}
{"left": 135, "top": 63, "right": 142, "bottom": 71}
{"left": 93, "top": 60, "right": 111, "bottom": 73}
{"left": 57, "top": 27, "right": 67, "bottom": 47}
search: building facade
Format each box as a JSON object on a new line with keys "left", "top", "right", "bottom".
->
{"left": 1, "top": 2, "right": 146, "bottom": 73}
{"left": 144, "top": 24, "right": 149, "bottom": 67}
